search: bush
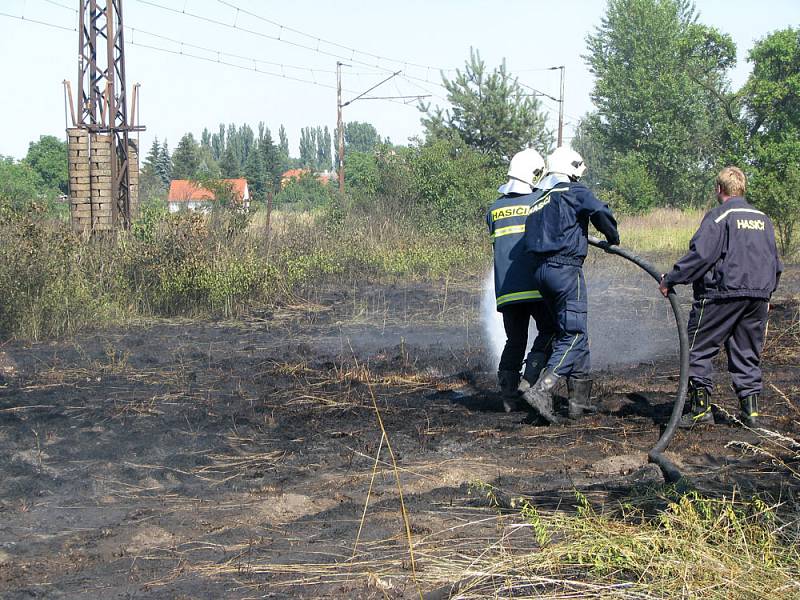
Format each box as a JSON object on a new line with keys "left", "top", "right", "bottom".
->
{"left": 407, "top": 138, "right": 504, "bottom": 232}
{"left": 274, "top": 172, "right": 334, "bottom": 209}
{"left": 606, "top": 152, "right": 660, "bottom": 214}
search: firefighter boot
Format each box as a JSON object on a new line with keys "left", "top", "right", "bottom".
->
{"left": 497, "top": 370, "right": 522, "bottom": 413}
{"left": 567, "top": 377, "right": 596, "bottom": 420}
{"left": 518, "top": 352, "right": 548, "bottom": 394}
{"left": 739, "top": 394, "right": 759, "bottom": 428}
{"left": 678, "top": 385, "right": 714, "bottom": 428}
{"left": 522, "top": 369, "right": 562, "bottom": 425}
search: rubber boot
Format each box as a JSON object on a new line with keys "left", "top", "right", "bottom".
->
{"left": 739, "top": 394, "right": 759, "bottom": 427}
{"left": 567, "top": 377, "right": 595, "bottom": 420}
{"left": 522, "top": 369, "right": 562, "bottom": 425}
{"left": 518, "top": 352, "right": 547, "bottom": 394}
{"left": 497, "top": 370, "right": 522, "bottom": 413}
{"left": 678, "top": 385, "right": 714, "bottom": 429}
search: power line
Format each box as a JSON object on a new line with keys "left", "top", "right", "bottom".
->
{"left": 40, "top": 0, "right": 77, "bottom": 13}
{"left": 215, "top": 0, "right": 457, "bottom": 74}
{"left": 134, "top": 0, "right": 451, "bottom": 90}
{"left": 0, "top": 10, "right": 75, "bottom": 32}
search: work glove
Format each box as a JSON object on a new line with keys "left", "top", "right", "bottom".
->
{"left": 605, "top": 232, "right": 620, "bottom": 246}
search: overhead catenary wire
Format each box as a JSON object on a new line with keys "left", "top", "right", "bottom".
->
{"left": 215, "top": 0, "right": 457, "bottom": 75}
{"left": 134, "top": 0, "right": 452, "bottom": 91}
{"left": 3, "top": 7, "right": 420, "bottom": 109}
{"left": 0, "top": 10, "right": 75, "bottom": 32}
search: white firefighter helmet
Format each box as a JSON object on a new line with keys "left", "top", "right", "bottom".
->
{"left": 547, "top": 146, "right": 587, "bottom": 180}
{"left": 507, "top": 148, "right": 545, "bottom": 186}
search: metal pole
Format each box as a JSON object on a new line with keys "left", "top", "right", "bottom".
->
{"left": 336, "top": 61, "right": 345, "bottom": 194}
{"left": 557, "top": 66, "right": 565, "bottom": 147}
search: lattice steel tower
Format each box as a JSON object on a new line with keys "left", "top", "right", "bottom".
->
{"left": 69, "top": 0, "right": 142, "bottom": 230}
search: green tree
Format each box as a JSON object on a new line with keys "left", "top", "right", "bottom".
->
{"left": 420, "top": 48, "right": 553, "bottom": 164}
{"left": 408, "top": 138, "right": 504, "bottom": 230}
{"left": 140, "top": 137, "right": 166, "bottom": 200}
{"left": 583, "top": 0, "right": 736, "bottom": 206}
{"left": 344, "top": 151, "right": 379, "bottom": 196}
{"left": 742, "top": 28, "right": 800, "bottom": 254}
{"left": 278, "top": 124, "right": 290, "bottom": 157}
{"left": 299, "top": 127, "right": 317, "bottom": 169}
{"left": 244, "top": 143, "right": 266, "bottom": 199}
{"left": 23, "top": 135, "right": 68, "bottom": 195}
{"left": 171, "top": 133, "right": 201, "bottom": 180}
{"left": 0, "top": 156, "right": 48, "bottom": 211}
{"left": 156, "top": 140, "right": 172, "bottom": 186}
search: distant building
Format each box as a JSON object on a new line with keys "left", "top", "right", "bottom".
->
{"left": 280, "top": 168, "right": 335, "bottom": 189}
{"left": 167, "top": 179, "right": 250, "bottom": 213}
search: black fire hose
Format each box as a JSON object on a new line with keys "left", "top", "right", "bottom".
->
{"left": 588, "top": 236, "right": 688, "bottom": 483}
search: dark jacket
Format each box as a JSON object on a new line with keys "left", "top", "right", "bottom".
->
{"left": 663, "top": 196, "right": 783, "bottom": 300}
{"left": 523, "top": 180, "right": 619, "bottom": 265}
{"left": 487, "top": 193, "right": 542, "bottom": 309}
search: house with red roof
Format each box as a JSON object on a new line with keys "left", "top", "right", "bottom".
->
{"left": 280, "top": 169, "right": 336, "bottom": 189}
{"left": 167, "top": 179, "right": 250, "bottom": 213}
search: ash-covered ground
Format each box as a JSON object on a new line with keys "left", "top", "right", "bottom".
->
{"left": 1, "top": 259, "right": 798, "bottom": 599}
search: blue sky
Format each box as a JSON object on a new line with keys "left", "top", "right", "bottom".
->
{"left": 0, "top": 0, "right": 797, "bottom": 159}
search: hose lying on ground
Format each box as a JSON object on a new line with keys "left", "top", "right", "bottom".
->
{"left": 588, "top": 236, "right": 689, "bottom": 483}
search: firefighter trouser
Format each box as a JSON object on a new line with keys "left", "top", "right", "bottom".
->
{"left": 498, "top": 301, "right": 557, "bottom": 372}
{"left": 687, "top": 297, "right": 768, "bottom": 399}
{"left": 532, "top": 261, "right": 590, "bottom": 378}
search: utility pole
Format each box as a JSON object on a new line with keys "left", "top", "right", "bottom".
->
{"left": 557, "top": 65, "right": 565, "bottom": 147}
{"left": 336, "top": 61, "right": 345, "bottom": 194}
{"left": 335, "top": 65, "right": 426, "bottom": 195}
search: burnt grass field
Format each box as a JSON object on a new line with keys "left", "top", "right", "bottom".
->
{"left": 1, "top": 261, "right": 799, "bottom": 599}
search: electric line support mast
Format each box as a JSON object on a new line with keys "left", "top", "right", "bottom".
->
{"left": 336, "top": 64, "right": 429, "bottom": 195}
{"left": 69, "top": 0, "right": 144, "bottom": 232}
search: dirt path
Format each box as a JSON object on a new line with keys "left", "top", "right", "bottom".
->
{"left": 1, "top": 276, "right": 798, "bottom": 599}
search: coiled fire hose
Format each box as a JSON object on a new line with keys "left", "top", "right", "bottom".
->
{"left": 588, "top": 236, "right": 688, "bottom": 482}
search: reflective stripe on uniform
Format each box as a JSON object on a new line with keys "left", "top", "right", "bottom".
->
{"left": 493, "top": 224, "right": 526, "bottom": 238}
{"left": 496, "top": 290, "right": 543, "bottom": 307}
{"left": 714, "top": 207, "right": 765, "bottom": 223}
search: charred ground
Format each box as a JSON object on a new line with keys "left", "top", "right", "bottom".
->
{"left": 1, "top": 267, "right": 798, "bottom": 599}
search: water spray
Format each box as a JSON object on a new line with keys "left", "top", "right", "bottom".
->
{"left": 480, "top": 239, "right": 689, "bottom": 482}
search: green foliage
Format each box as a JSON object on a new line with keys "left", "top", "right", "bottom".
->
{"left": 344, "top": 151, "right": 379, "bottom": 197}
{"left": 751, "top": 164, "right": 800, "bottom": 256}
{"left": 738, "top": 28, "right": 800, "bottom": 255}
{"left": 607, "top": 152, "right": 660, "bottom": 214}
{"left": 23, "top": 135, "right": 68, "bottom": 195}
{"left": 344, "top": 121, "right": 381, "bottom": 154}
{"left": 0, "top": 156, "right": 50, "bottom": 211}
{"left": 274, "top": 171, "right": 334, "bottom": 209}
{"left": 408, "top": 138, "right": 504, "bottom": 231}
{"left": 584, "top": 0, "right": 736, "bottom": 207}
{"left": 171, "top": 133, "right": 201, "bottom": 180}
{"left": 0, "top": 209, "right": 112, "bottom": 339}
{"left": 421, "top": 48, "right": 553, "bottom": 164}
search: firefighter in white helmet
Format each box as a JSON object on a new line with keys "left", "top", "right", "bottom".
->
{"left": 487, "top": 148, "right": 557, "bottom": 412}
{"left": 521, "top": 146, "right": 619, "bottom": 424}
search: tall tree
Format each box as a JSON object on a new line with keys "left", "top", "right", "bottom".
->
{"left": 171, "top": 133, "right": 201, "bottom": 180}
{"left": 742, "top": 28, "right": 800, "bottom": 253}
{"left": 156, "top": 140, "right": 172, "bottom": 186}
{"left": 140, "top": 137, "right": 166, "bottom": 199}
{"left": 584, "top": 0, "right": 735, "bottom": 206}
{"left": 299, "top": 127, "right": 317, "bottom": 169}
{"left": 211, "top": 124, "right": 225, "bottom": 161}
{"left": 200, "top": 128, "right": 212, "bottom": 150}
{"left": 278, "top": 125, "right": 290, "bottom": 157}
{"left": 420, "top": 48, "right": 553, "bottom": 164}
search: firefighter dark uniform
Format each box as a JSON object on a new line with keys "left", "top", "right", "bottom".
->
{"left": 487, "top": 191, "right": 557, "bottom": 406}
{"left": 662, "top": 196, "right": 782, "bottom": 426}
{"left": 523, "top": 178, "right": 619, "bottom": 378}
